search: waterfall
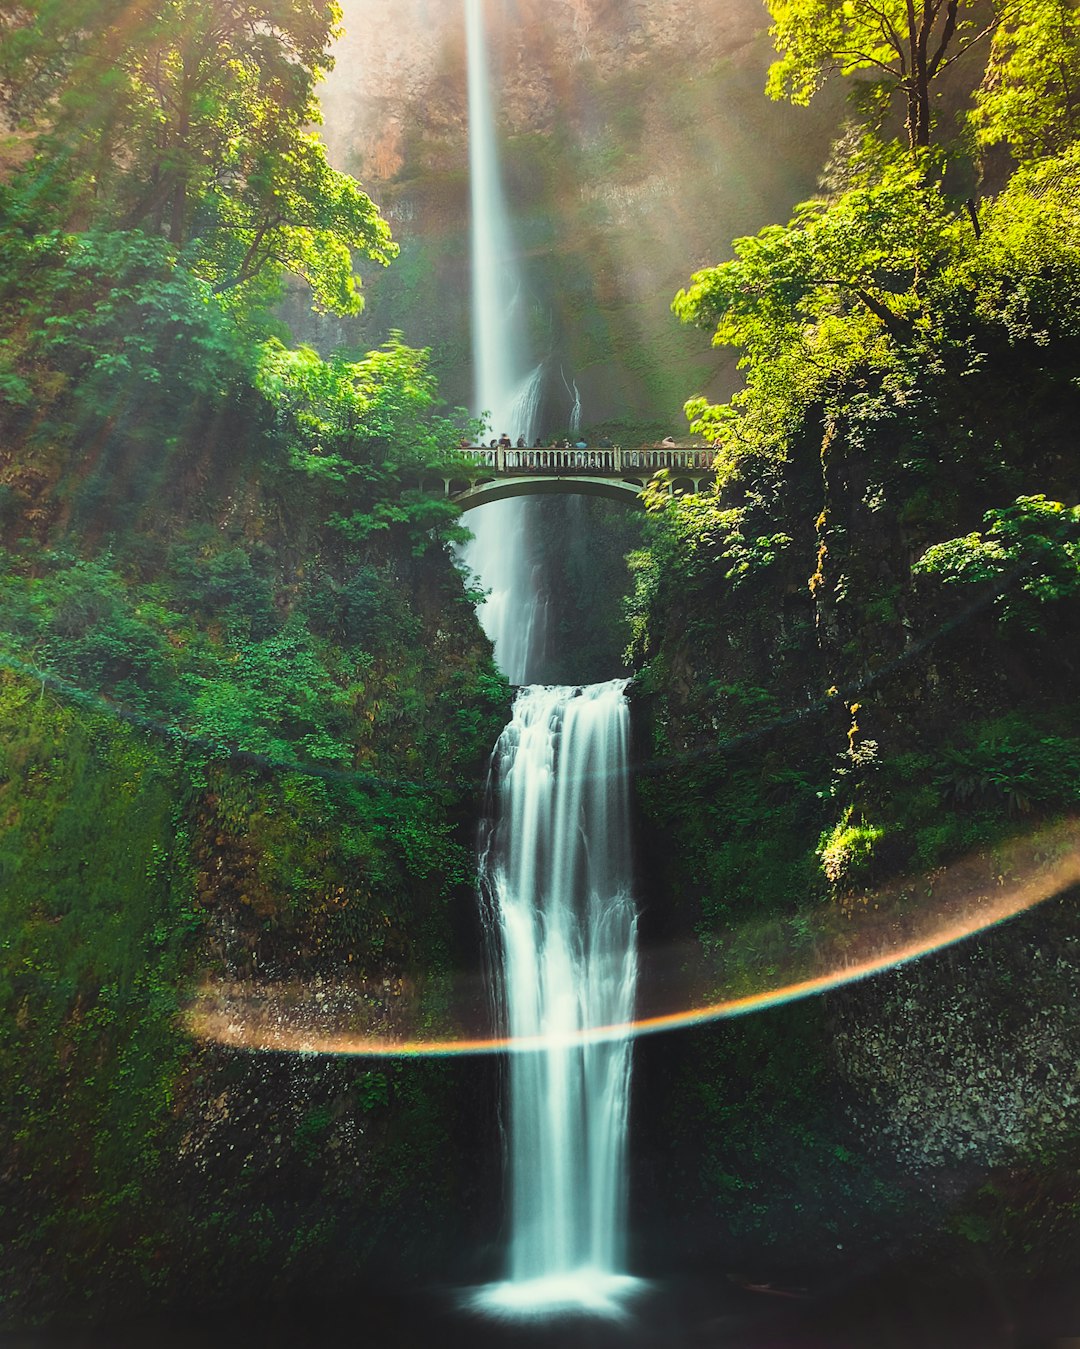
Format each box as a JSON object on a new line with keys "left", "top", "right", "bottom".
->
{"left": 461, "top": 0, "right": 642, "bottom": 1318}
{"left": 561, "top": 366, "right": 583, "bottom": 436}
{"left": 461, "top": 0, "right": 545, "bottom": 683}
{"left": 471, "top": 683, "right": 643, "bottom": 1318}
{"left": 465, "top": 0, "right": 532, "bottom": 437}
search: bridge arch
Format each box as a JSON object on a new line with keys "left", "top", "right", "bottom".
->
{"left": 434, "top": 446, "right": 714, "bottom": 512}
{"left": 453, "top": 475, "right": 648, "bottom": 511}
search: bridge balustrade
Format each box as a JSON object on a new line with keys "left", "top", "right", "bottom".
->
{"left": 459, "top": 446, "right": 713, "bottom": 474}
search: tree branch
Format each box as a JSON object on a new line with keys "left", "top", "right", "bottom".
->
{"left": 935, "top": 18, "right": 1004, "bottom": 73}
{"left": 927, "top": 0, "right": 960, "bottom": 78}
{"left": 862, "top": 0, "right": 909, "bottom": 68}
{"left": 832, "top": 48, "right": 904, "bottom": 77}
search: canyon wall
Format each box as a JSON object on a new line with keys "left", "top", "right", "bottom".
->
{"left": 311, "top": 0, "right": 844, "bottom": 437}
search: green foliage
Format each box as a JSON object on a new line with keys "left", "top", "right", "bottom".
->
{"left": 258, "top": 336, "right": 472, "bottom": 473}
{"left": 0, "top": 535, "right": 507, "bottom": 929}
{"left": 0, "top": 223, "right": 251, "bottom": 431}
{"left": 167, "top": 539, "right": 276, "bottom": 636}
{"left": 626, "top": 468, "right": 798, "bottom": 672}
{"left": 255, "top": 336, "right": 474, "bottom": 552}
{"left": 0, "top": 0, "right": 395, "bottom": 312}
{"left": 639, "top": 486, "right": 792, "bottom": 584}
{"left": 182, "top": 621, "right": 357, "bottom": 764}
{"left": 934, "top": 717, "right": 1080, "bottom": 816}
{"left": 673, "top": 137, "right": 1080, "bottom": 487}
{"left": 962, "top": 149, "right": 1080, "bottom": 345}
{"left": 0, "top": 551, "right": 179, "bottom": 712}
{"left": 914, "top": 496, "right": 1080, "bottom": 632}
{"left": 303, "top": 564, "right": 410, "bottom": 647}
{"left": 970, "top": 0, "right": 1080, "bottom": 160}
{"left": 764, "top": 0, "right": 1000, "bottom": 147}
{"left": 818, "top": 806, "right": 885, "bottom": 884}
{"left": 673, "top": 151, "right": 967, "bottom": 469}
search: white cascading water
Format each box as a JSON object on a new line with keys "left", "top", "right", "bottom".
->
{"left": 461, "top": 0, "right": 545, "bottom": 685}
{"left": 561, "top": 366, "right": 583, "bottom": 436}
{"left": 461, "top": 0, "right": 642, "bottom": 1319}
{"left": 472, "top": 682, "right": 642, "bottom": 1317}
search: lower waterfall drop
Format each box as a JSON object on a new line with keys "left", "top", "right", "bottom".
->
{"left": 470, "top": 680, "right": 644, "bottom": 1319}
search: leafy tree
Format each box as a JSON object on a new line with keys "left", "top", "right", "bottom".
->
{"left": 914, "top": 495, "right": 1080, "bottom": 632}
{"left": 0, "top": 0, "right": 395, "bottom": 312}
{"left": 961, "top": 146, "right": 1080, "bottom": 341}
{"left": 257, "top": 336, "right": 468, "bottom": 477}
{"left": 764, "top": 0, "right": 1001, "bottom": 148}
{"left": 18, "top": 229, "right": 247, "bottom": 398}
{"left": 671, "top": 152, "right": 968, "bottom": 464}
{"left": 674, "top": 152, "right": 959, "bottom": 344}
{"left": 255, "top": 336, "right": 476, "bottom": 550}
{"left": 970, "top": 0, "right": 1080, "bottom": 160}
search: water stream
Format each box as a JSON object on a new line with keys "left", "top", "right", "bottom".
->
{"left": 462, "top": 0, "right": 547, "bottom": 686}
{"left": 462, "top": 0, "right": 642, "bottom": 1319}
{"left": 471, "top": 683, "right": 642, "bottom": 1317}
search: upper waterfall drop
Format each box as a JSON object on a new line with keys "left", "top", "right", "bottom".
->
{"left": 464, "top": 0, "right": 539, "bottom": 438}
{"left": 461, "top": 0, "right": 546, "bottom": 684}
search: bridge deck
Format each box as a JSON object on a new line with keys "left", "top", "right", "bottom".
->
{"left": 421, "top": 446, "right": 715, "bottom": 510}
{"left": 458, "top": 445, "right": 713, "bottom": 475}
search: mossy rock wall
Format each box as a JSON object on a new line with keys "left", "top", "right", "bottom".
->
{"left": 626, "top": 298, "right": 1080, "bottom": 1286}
{"left": 0, "top": 358, "right": 512, "bottom": 1325}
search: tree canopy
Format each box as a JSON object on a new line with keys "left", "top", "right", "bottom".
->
{"left": 0, "top": 0, "right": 395, "bottom": 312}
{"left": 971, "top": 0, "right": 1080, "bottom": 160}
{"left": 764, "top": 0, "right": 1001, "bottom": 148}
{"left": 674, "top": 0, "right": 1080, "bottom": 474}
{"left": 671, "top": 148, "right": 973, "bottom": 464}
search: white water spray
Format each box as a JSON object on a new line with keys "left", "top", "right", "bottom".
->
{"left": 460, "top": 0, "right": 642, "bottom": 1318}
{"left": 471, "top": 683, "right": 643, "bottom": 1318}
{"left": 461, "top": 0, "right": 545, "bottom": 684}
{"left": 561, "top": 366, "right": 583, "bottom": 436}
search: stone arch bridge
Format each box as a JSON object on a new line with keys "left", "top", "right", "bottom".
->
{"left": 419, "top": 446, "right": 714, "bottom": 511}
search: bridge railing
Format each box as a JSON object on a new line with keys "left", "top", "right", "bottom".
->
{"left": 458, "top": 446, "right": 714, "bottom": 474}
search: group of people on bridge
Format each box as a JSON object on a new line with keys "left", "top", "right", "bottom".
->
{"left": 456, "top": 435, "right": 714, "bottom": 474}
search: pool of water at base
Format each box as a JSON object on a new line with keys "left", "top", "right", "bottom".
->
{"left": 4, "top": 1269, "right": 1080, "bottom": 1349}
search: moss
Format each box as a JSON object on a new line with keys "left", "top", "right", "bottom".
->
{"left": 818, "top": 809, "right": 886, "bottom": 885}
{"left": 0, "top": 504, "right": 508, "bottom": 1326}
{"left": 0, "top": 671, "right": 195, "bottom": 1316}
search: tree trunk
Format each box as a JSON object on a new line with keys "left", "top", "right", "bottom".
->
{"left": 855, "top": 290, "right": 913, "bottom": 341}
{"left": 169, "top": 62, "right": 193, "bottom": 247}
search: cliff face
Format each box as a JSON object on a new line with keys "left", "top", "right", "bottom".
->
{"left": 625, "top": 244, "right": 1080, "bottom": 1284}
{"left": 0, "top": 308, "right": 513, "bottom": 1324}
{"left": 314, "top": 0, "right": 843, "bottom": 435}
{"left": 322, "top": 0, "right": 773, "bottom": 157}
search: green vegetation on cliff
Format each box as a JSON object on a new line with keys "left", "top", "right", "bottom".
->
{"left": 631, "top": 1, "right": 1080, "bottom": 1279}
{"left": 0, "top": 0, "right": 507, "bottom": 1325}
